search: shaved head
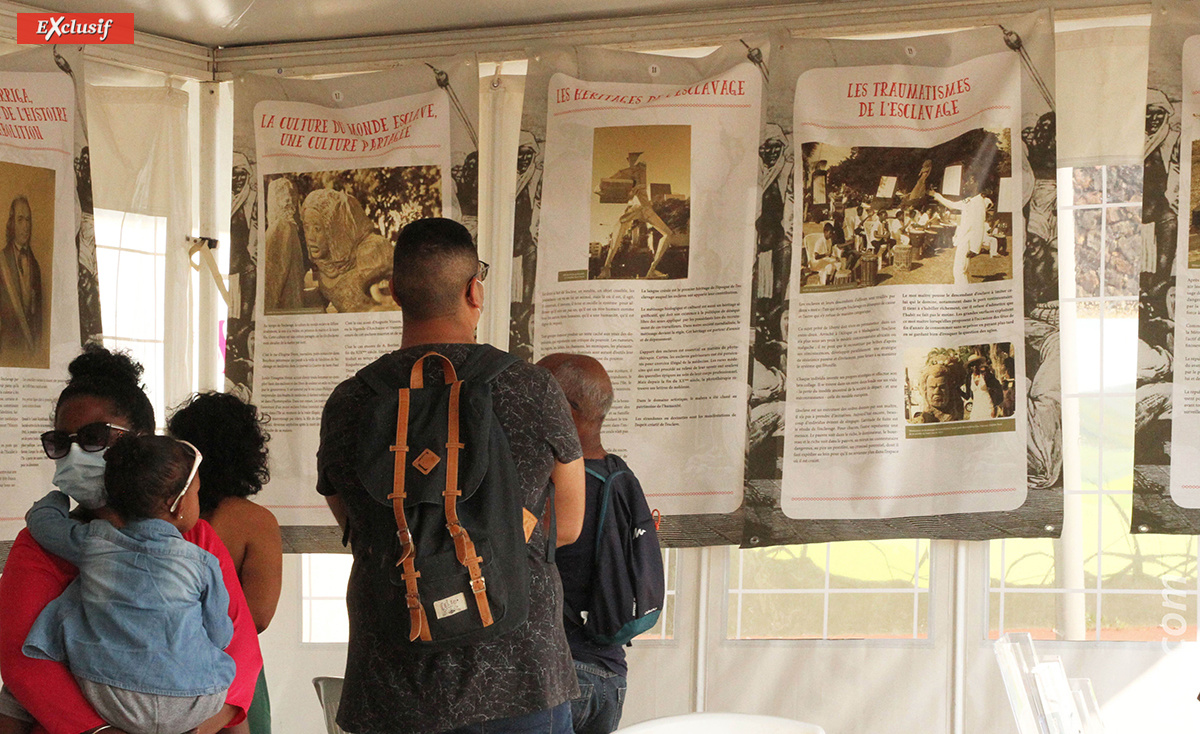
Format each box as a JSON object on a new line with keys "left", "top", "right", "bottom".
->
{"left": 537, "top": 353, "right": 613, "bottom": 425}
{"left": 392, "top": 217, "right": 478, "bottom": 321}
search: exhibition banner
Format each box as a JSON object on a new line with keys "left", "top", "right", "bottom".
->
{"left": 229, "top": 59, "right": 476, "bottom": 524}
{"left": 1132, "top": 0, "right": 1200, "bottom": 533}
{"left": 0, "top": 46, "right": 98, "bottom": 539}
{"left": 514, "top": 43, "right": 765, "bottom": 516}
{"left": 743, "top": 13, "right": 1062, "bottom": 541}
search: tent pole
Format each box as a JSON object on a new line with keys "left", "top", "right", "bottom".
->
{"left": 197, "top": 81, "right": 221, "bottom": 391}
{"left": 694, "top": 546, "right": 711, "bottom": 713}
{"left": 953, "top": 540, "right": 967, "bottom": 734}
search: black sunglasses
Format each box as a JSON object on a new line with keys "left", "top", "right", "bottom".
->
{"left": 40, "top": 422, "right": 130, "bottom": 460}
{"left": 476, "top": 260, "right": 490, "bottom": 283}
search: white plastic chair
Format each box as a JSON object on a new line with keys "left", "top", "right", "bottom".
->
{"left": 614, "top": 712, "right": 827, "bottom": 734}
{"left": 312, "top": 676, "right": 348, "bottom": 734}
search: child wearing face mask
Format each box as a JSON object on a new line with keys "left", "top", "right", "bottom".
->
{"left": 0, "top": 434, "right": 235, "bottom": 734}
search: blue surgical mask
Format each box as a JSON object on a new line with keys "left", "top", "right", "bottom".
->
{"left": 52, "top": 444, "right": 108, "bottom": 510}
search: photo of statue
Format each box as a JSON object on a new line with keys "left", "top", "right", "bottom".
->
{"left": 263, "top": 178, "right": 306, "bottom": 313}
{"left": 904, "top": 342, "right": 1016, "bottom": 436}
{"left": 588, "top": 125, "right": 691, "bottom": 281}
{"left": 261, "top": 164, "right": 442, "bottom": 315}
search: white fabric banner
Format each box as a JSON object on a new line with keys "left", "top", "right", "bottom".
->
{"left": 1165, "top": 33, "right": 1200, "bottom": 508}
{"left": 0, "top": 65, "right": 84, "bottom": 537}
{"left": 525, "top": 47, "right": 763, "bottom": 516}
{"left": 234, "top": 65, "right": 471, "bottom": 526}
{"left": 780, "top": 52, "right": 1029, "bottom": 519}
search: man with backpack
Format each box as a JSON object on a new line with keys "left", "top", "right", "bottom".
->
{"left": 317, "top": 217, "right": 586, "bottom": 734}
{"left": 538, "top": 353, "right": 665, "bottom": 734}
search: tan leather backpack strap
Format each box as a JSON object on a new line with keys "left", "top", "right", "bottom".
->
{"left": 441, "top": 379, "right": 493, "bottom": 627}
{"left": 401, "top": 555, "right": 431, "bottom": 642}
{"left": 388, "top": 386, "right": 430, "bottom": 642}
{"left": 389, "top": 388, "right": 413, "bottom": 561}
{"left": 410, "top": 352, "right": 458, "bottom": 389}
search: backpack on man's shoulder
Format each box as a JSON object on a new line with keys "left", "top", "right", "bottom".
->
{"left": 354, "top": 344, "right": 547, "bottom": 650}
{"left": 566, "top": 460, "right": 665, "bottom": 647}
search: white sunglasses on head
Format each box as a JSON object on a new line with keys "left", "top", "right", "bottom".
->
{"left": 168, "top": 439, "right": 203, "bottom": 514}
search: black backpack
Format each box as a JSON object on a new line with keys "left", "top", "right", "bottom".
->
{"left": 355, "top": 344, "right": 541, "bottom": 649}
{"left": 566, "top": 462, "right": 665, "bottom": 646}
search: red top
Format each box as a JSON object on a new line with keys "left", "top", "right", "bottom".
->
{"left": 0, "top": 520, "right": 263, "bottom": 734}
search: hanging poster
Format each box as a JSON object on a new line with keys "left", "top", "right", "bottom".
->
{"left": 514, "top": 43, "right": 765, "bottom": 516}
{"left": 229, "top": 59, "right": 476, "bottom": 525}
{"left": 1133, "top": 0, "right": 1200, "bottom": 533}
{"left": 0, "top": 46, "right": 98, "bottom": 539}
{"left": 742, "top": 13, "right": 1062, "bottom": 541}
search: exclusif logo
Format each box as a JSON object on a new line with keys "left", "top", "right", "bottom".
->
{"left": 16, "top": 13, "right": 135, "bottom": 44}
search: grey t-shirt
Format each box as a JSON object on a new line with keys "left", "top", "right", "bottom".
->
{"left": 317, "top": 343, "right": 583, "bottom": 734}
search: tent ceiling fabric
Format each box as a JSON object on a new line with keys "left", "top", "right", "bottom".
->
{"left": 17, "top": 0, "right": 1151, "bottom": 50}
{"left": 24, "top": 0, "right": 801, "bottom": 47}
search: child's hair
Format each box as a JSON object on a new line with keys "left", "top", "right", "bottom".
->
{"left": 104, "top": 434, "right": 194, "bottom": 521}
{"left": 167, "top": 391, "right": 270, "bottom": 514}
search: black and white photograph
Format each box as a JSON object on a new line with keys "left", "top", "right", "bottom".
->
{"left": 261, "top": 165, "right": 441, "bottom": 315}
{"left": 0, "top": 160, "right": 54, "bottom": 370}
{"left": 589, "top": 125, "right": 691, "bottom": 281}
{"left": 903, "top": 342, "right": 1016, "bottom": 436}
{"left": 798, "top": 129, "right": 1014, "bottom": 291}
{"left": 1188, "top": 139, "right": 1200, "bottom": 269}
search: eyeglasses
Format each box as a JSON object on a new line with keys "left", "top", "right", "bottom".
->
{"left": 476, "top": 260, "right": 489, "bottom": 283}
{"left": 169, "top": 439, "right": 203, "bottom": 514}
{"left": 41, "top": 422, "right": 130, "bottom": 460}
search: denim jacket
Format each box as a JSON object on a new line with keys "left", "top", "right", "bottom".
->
{"left": 22, "top": 491, "right": 236, "bottom": 696}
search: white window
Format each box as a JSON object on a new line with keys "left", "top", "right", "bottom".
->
{"left": 988, "top": 166, "right": 1197, "bottom": 642}
{"left": 94, "top": 209, "right": 167, "bottom": 424}
{"left": 727, "top": 540, "right": 931, "bottom": 639}
{"left": 302, "top": 553, "right": 352, "bottom": 643}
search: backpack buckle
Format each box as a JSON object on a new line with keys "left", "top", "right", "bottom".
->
{"left": 396, "top": 528, "right": 415, "bottom": 563}
{"left": 470, "top": 576, "right": 487, "bottom": 593}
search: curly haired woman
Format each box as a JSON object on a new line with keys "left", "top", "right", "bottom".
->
{"left": 169, "top": 392, "right": 282, "bottom": 734}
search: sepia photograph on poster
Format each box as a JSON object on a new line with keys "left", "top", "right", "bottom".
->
{"left": 248, "top": 88, "right": 452, "bottom": 524}
{"left": 1189, "top": 139, "right": 1200, "bottom": 270}
{"left": 798, "top": 129, "right": 1015, "bottom": 292}
{"left": 261, "top": 165, "right": 441, "bottom": 315}
{"left": 532, "top": 56, "right": 761, "bottom": 516}
{"left": 903, "top": 341, "right": 1017, "bottom": 438}
{"left": 0, "top": 161, "right": 54, "bottom": 370}
{"left": 589, "top": 125, "right": 691, "bottom": 281}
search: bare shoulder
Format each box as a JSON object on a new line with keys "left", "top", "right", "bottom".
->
{"left": 208, "top": 496, "right": 281, "bottom": 541}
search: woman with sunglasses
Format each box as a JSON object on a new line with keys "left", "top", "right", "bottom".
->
{"left": 0, "top": 346, "right": 261, "bottom": 734}
{"left": 4, "top": 435, "right": 234, "bottom": 734}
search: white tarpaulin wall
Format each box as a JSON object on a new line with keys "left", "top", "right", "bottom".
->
{"left": 88, "top": 85, "right": 193, "bottom": 417}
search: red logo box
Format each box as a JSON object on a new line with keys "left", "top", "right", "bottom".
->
{"left": 17, "top": 13, "right": 135, "bottom": 44}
